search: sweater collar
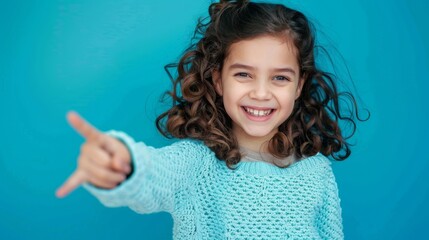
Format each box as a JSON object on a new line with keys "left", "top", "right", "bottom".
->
{"left": 239, "top": 146, "right": 298, "bottom": 167}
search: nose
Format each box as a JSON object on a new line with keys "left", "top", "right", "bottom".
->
{"left": 249, "top": 80, "right": 272, "bottom": 100}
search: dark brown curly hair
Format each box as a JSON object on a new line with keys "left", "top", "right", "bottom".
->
{"left": 156, "top": 0, "right": 369, "bottom": 169}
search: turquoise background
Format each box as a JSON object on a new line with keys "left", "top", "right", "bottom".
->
{"left": 1, "top": 0, "right": 428, "bottom": 239}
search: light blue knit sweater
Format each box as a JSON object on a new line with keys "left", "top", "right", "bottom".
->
{"left": 84, "top": 130, "right": 344, "bottom": 239}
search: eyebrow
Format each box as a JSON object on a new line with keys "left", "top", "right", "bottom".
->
{"left": 228, "top": 63, "right": 297, "bottom": 75}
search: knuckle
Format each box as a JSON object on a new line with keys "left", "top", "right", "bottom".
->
{"left": 93, "top": 133, "right": 102, "bottom": 143}
{"left": 98, "top": 171, "right": 111, "bottom": 181}
{"left": 111, "top": 158, "right": 121, "bottom": 169}
{"left": 95, "top": 133, "right": 108, "bottom": 145}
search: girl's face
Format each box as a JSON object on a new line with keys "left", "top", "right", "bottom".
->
{"left": 213, "top": 35, "right": 304, "bottom": 151}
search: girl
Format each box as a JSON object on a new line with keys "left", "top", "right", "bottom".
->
{"left": 57, "top": 0, "right": 366, "bottom": 239}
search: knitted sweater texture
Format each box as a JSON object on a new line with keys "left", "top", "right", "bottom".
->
{"left": 84, "top": 130, "right": 344, "bottom": 239}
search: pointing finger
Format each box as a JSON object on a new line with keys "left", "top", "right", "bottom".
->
{"left": 55, "top": 170, "right": 86, "bottom": 198}
{"left": 66, "top": 111, "right": 102, "bottom": 142}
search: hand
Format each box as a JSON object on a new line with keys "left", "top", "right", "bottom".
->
{"left": 56, "top": 111, "right": 132, "bottom": 198}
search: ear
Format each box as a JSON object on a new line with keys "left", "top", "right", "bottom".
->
{"left": 295, "top": 77, "right": 305, "bottom": 100}
{"left": 212, "top": 69, "right": 223, "bottom": 96}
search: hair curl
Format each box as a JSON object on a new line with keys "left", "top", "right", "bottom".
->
{"left": 156, "top": 0, "right": 369, "bottom": 169}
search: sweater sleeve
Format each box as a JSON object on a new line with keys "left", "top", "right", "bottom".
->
{"left": 83, "top": 130, "right": 202, "bottom": 214}
{"left": 316, "top": 163, "right": 344, "bottom": 240}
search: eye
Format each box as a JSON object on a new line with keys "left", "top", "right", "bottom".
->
{"left": 273, "top": 75, "right": 290, "bottom": 81}
{"left": 234, "top": 72, "right": 250, "bottom": 78}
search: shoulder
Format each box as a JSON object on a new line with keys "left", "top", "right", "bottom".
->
{"left": 170, "top": 138, "right": 210, "bottom": 150}
{"left": 290, "top": 153, "right": 339, "bottom": 181}
{"left": 155, "top": 138, "right": 215, "bottom": 164}
{"left": 292, "top": 154, "right": 340, "bottom": 194}
{"left": 293, "top": 153, "right": 332, "bottom": 173}
{"left": 307, "top": 153, "right": 340, "bottom": 187}
{"left": 168, "top": 138, "right": 213, "bottom": 154}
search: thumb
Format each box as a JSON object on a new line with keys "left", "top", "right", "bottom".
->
{"left": 56, "top": 170, "right": 86, "bottom": 198}
{"left": 111, "top": 154, "right": 132, "bottom": 174}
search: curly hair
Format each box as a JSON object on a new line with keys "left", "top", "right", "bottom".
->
{"left": 156, "top": 0, "right": 369, "bottom": 169}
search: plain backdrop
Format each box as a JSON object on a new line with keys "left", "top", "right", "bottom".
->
{"left": 1, "top": 0, "right": 428, "bottom": 239}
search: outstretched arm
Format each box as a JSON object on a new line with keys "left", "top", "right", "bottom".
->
{"left": 82, "top": 131, "right": 201, "bottom": 214}
{"left": 57, "top": 111, "right": 203, "bottom": 214}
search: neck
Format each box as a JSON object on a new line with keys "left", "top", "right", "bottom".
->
{"left": 233, "top": 128, "right": 277, "bottom": 153}
{"left": 238, "top": 139, "right": 270, "bottom": 153}
{"left": 239, "top": 143, "right": 298, "bottom": 167}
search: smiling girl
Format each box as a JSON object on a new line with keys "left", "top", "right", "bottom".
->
{"left": 212, "top": 36, "right": 304, "bottom": 163}
{"left": 57, "top": 1, "right": 367, "bottom": 239}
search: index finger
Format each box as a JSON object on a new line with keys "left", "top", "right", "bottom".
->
{"left": 66, "top": 111, "right": 102, "bottom": 141}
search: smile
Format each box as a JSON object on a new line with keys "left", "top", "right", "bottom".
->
{"left": 243, "top": 107, "right": 274, "bottom": 117}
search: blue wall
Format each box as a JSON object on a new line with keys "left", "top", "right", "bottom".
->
{"left": 1, "top": 0, "right": 428, "bottom": 239}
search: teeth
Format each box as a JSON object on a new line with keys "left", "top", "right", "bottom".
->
{"left": 244, "top": 107, "right": 272, "bottom": 117}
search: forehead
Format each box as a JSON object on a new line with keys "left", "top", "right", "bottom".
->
{"left": 224, "top": 35, "right": 299, "bottom": 68}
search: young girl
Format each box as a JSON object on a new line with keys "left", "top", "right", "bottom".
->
{"left": 57, "top": 0, "right": 366, "bottom": 239}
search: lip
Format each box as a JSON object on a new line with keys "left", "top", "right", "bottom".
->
{"left": 241, "top": 106, "right": 276, "bottom": 122}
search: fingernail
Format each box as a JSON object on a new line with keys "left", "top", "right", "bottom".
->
{"left": 123, "top": 164, "right": 131, "bottom": 173}
{"left": 120, "top": 174, "right": 127, "bottom": 182}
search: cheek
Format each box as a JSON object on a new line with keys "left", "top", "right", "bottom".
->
{"left": 278, "top": 88, "right": 298, "bottom": 104}
{"left": 222, "top": 91, "right": 236, "bottom": 114}
{"left": 221, "top": 87, "right": 242, "bottom": 120}
{"left": 278, "top": 92, "right": 298, "bottom": 114}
